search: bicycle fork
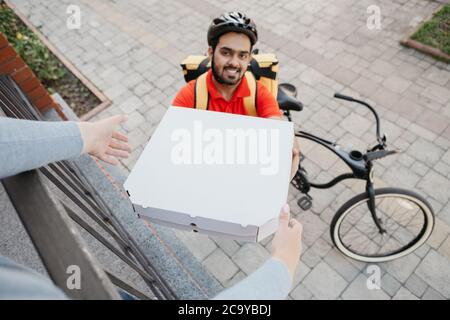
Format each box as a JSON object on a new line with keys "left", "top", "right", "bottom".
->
{"left": 366, "top": 163, "right": 386, "bottom": 234}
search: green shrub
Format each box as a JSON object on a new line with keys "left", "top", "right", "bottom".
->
{"left": 0, "top": 3, "right": 66, "bottom": 82}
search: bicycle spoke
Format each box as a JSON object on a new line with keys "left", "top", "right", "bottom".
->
{"left": 335, "top": 193, "right": 430, "bottom": 259}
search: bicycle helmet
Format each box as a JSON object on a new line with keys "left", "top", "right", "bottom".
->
{"left": 207, "top": 12, "right": 258, "bottom": 47}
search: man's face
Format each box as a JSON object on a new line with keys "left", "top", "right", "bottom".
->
{"left": 209, "top": 32, "right": 252, "bottom": 86}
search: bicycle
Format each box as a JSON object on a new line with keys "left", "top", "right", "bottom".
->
{"left": 276, "top": 83, "right": 435, "bottom": 263}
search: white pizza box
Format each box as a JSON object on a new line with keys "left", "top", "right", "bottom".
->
{"left": 124, "top": 106, "right": 294, "bottom": 242}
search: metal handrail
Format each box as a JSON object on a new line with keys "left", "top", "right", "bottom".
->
{"left": 0, "top": 74, "right": 177, "bottom": 300}
{"left": 2, "top": 170, "right": 121, "bottom": 300}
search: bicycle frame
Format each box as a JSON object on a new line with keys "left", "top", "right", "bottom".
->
{"left": 289, "top": 93, "right": 390, "bottom": 233}
{"left": 294, "top": 130, "right": 386, "bottom": 233}
{"left": 295, "top": 130, "right": 368, "bottom": 188}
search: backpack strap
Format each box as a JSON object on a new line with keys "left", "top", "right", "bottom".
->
{"left": 181, "top": 56, "right": 210, "bottom": 82}
{"left": 243, "top": 72, "right": 257, "bottom": 117}
{"left": 195, "top": 71, "right": 257, "bottom": 116}
{"left": 194, "top": 72, "right": 209, "bottom": 110}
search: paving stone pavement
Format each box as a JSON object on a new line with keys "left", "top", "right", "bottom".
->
{"left": 6, "top": 0, "right": 450, "bottom": 299}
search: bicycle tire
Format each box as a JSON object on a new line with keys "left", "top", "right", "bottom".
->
{"left": 330, "top": 187, "right": 434, "bottom": 263}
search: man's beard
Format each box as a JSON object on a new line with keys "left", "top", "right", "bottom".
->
{"left": 211, "top": 58, "right": 244, "bottom": 86}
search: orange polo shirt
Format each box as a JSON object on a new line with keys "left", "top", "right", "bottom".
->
{"left": 172, "top": 70, "right": 281, "bottom": 118}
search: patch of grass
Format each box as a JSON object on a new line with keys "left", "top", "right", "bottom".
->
{"left": 411, "top": 4, "right": 450, "bottom": 56}
{"left": 0, "top": 2, "right": 66, "bottom": 85}
{"left": 0, "top": 2, "right": 100, "bottom": 116}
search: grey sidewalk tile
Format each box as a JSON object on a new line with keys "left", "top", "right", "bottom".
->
{"left": 415, "top": 250, "right": 450, "bottom": 299}
{"left": 342, "top": 273, "right": 390, "bottom": 300}
{"left": 173, "top": 230, "right": 217, "bottom": 262}
{"left": 203, "top": 249, "right": 239, "bottom": 284}
{"left": 405, "top": 274, "right": 428, "bottom": 298}
{"left": 232, "top": 243, "right": 270, "bottom": 275}
{"left": 380, "top": 253, "right": 421, "bottom": 283}
{"left": 392, "top": 287, "right": 419, "bottom": 300}
{"left": 381, "top": 273, "right": 402, "bottom": 297}
{"left": 303, "top": 261, "right": 348, "bottom": 300}
{"left": 421, "top": 286, "right": 446, "bottom": 300}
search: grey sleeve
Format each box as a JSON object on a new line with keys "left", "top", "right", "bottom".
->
{"left": 0, "top": 118, "right": 83, "bottom": 179}
{"left": 0, "top": 256, "right": 68, "bottom": 300}
{"left": 212, "top": 258, "right": 292, "bottom": 300}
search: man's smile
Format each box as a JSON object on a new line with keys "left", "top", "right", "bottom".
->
{"left": 224, "top": 67, "right": 240, "bottom": 77}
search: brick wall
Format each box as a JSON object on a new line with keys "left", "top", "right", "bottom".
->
{"left": 0, "top": 32, "right": 65, "bottom": 118}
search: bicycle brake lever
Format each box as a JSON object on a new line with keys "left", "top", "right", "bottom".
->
{"left": 365, "top": 149, "right": 401, "bottom": 161}
{"left": 377, "top": 133, "right": 387, "bottom": 148}
{"left": 389, "top": 148, "right": 402, "bottom": 155}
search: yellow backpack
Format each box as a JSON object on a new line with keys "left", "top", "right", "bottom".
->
{"left": 180, "top": 53, "right": 279, "bottom": 116}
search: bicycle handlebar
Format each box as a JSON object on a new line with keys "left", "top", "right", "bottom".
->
{"left": 333, "top": 93, "right": 355, "bottom": 102}
{"left": 334, "top": 92, "right": 385, "bottom": 147}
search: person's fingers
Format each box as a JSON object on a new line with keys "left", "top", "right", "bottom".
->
{"left": 109, "top": 140, "right": 131, "bottom": 152}
{"left": 106, "top": 147, "right": 129, "bottom": 158}
{"left": 112, "top": 131, "right": 128, "bottom": 142}
{"left": 98, "top": 154, "right": 120, "bottom": 165}
{"left": 107, "top": 114, "right": 128, "bottom": 126}
{"left": 292, "top": 155, "right": 300, "bottom": 169}
{"left": 279, "top": 203, "right": 291, "bottom": 228}
{"left": 290, "top": 159, "right": 300, "bottom": 180}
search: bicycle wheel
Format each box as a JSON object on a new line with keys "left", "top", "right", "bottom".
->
{"left": 330, "top": 188, "right": 434, "bottom": 263}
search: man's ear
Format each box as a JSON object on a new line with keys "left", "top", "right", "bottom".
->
{"left": 246, "top": 53, "right": 253, "bottom": 68}
{"left": 247, "top": 46, "right": 253, "bottom": 65}
{"left": 207, "top": 47, "right": 213, "bottom": 59}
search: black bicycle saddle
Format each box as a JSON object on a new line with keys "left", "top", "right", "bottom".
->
{"left": 277, "top": 84, "right": 303, "bottom": 112}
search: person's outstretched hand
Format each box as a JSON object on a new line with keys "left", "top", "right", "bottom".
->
{"left": 77, "top": 115, "right": 130, "bottom": 165}
{"left": 271, "top": 204, "right": 303, "bottom": 278}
